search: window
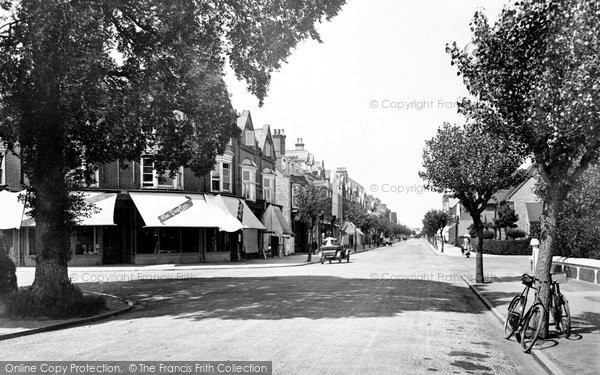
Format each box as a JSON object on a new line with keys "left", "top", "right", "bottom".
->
{"left": 141, "top": 157, "right": 183, "bottom": 189}
{"left": 74, "top": 227, "right": 98, "bottom": 255}
{"left": 223, "top": 164, "right": 231, "bottom": 191}
{"left": 242, "top": 169, "right": 256, "bottom": 201}
{"left": 211, "top": 164, "right": 220, "bottom": 191}
{"left": 245, "top": 130, "right": 255, "bottom": 146}
{"left": 210, "top": 162, "right": 232, "bottom": 192}
{"left": 262, "top": 168, "right": 275, "bottom": 203}
{"left": 87, "top": 168, "right": 100, "bottom": 188}
{"left": 263, "top": 176, "right": 274, "bottom": 202}
{"left": 264, "top": 142, "right": 272, "bottom": 157}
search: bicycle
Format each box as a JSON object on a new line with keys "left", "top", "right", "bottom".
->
{"left": 505, "top": 273, "right": 571, "bottom": 353}
{"left": 504, "top": 274, "right": 535, "bottom": 340}
{"left": 519, "top": 273, "right": 572, "bottom": 352}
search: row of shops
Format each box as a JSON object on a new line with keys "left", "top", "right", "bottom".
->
{"left": 0, "top": 189, "right": 293, "bottom": 266}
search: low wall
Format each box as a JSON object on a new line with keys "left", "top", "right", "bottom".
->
{"left": 551, "top": 257, "right": 600, "bottom": 285}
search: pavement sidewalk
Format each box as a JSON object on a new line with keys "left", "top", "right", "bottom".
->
{"left": 429, "top": 241, "right": 600, "bottom": 375}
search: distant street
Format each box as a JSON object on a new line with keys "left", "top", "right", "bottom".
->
{"left": 1, "top": 240, "right": 545, "bottom": 374}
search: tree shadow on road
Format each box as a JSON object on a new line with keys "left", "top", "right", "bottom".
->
{"left": 79, "top": 276, "right": 487, "bottom": 321}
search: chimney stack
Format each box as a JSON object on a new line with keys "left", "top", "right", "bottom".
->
{"left": 272, "top": 129, "right": 286, "bottom": 156}
{"left": 295, "top": 138, "right": 305, "bottom": 151}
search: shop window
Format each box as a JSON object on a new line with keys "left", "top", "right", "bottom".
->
{"left": 27, "top": 228, "right": 36, "bottom": 256}
{"left": 137, "top": 227, "right": 159, "bottom": 254}
{"left": 136, "top": 227, "right": 182, "bottom": 254}
{"left": 181, "top": 228, "right": 200, "bottom": 253}
{"left": 75, "top": 227, "right": 98, "bottom": 255}
{"left": 158, "top": 227, "right": 180, "bottom": 253}
{"left": 141, "top": 156, "right": 183, "bottom": 189}
{"left": 206, "top": 229, "right": 218, "bottom": 252}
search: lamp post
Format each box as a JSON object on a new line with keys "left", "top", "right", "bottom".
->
{"left": 530, "top": 238, "right": 540, "bottom": 273}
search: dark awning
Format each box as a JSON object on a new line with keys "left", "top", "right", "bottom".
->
{"left": 261, "top": 205, "right": 293, "bottom": 236}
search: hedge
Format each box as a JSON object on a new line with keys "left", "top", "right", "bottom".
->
{"left": 0, "top": 254, "right": 18, "bottom": 297}
{"left": 470, "top": 238, "right": 532, "bottom": 255}
{"left": 6, "top": 283, "right": 106, "bottom": 319}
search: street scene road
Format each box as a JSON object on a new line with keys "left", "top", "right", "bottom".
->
{"left": 1, "top": 241, "right": 547, "bottom": 374}
{"left": 2, "top": 2, "right": 600, "bottom": 375}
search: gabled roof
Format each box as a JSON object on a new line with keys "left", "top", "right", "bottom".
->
{"left": 291, "top": 174, "right": 309, "bottom": 186}
{"left": 499, "top": 165, "right": 538, "bottom": 202}
{"left": 237, "top": 110, "right": 253, "bottom": 131}
{"left": 490, "top": 189, "right": 511, "bottom": 204}
{"left": 254, "top": 125, "right": 272, "bottom": 153}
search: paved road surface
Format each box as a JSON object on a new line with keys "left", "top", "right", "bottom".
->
{"left": 1, "top": 240, "right": 546, "bottom": 374}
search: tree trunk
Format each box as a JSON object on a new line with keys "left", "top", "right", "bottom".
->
{"left": 536, "top": 194, "right": 564, "bottom": 338}
{"left": 28, "top": 116, "right": 73, "bottom": 302}
{"left": 439, "top": 228, "right": 445, "bottom": 253}
{"left": 473, "top": 216, "right": 485, "bottom": 283}
{"left": 306, "top": 223, "right": 313, "bottom": 262}
{"left": 31, "top": 166, "right": 72, "bottom": 295}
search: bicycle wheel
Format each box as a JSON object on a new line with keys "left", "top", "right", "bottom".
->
{"left": 520, "top": 303, "right": 544, "bottom": 353}
{"left": 557, "top": 297, "right": 571, "bottom": 338}
{"left": 504, "top": 295, "right": 522, "bottom": 339}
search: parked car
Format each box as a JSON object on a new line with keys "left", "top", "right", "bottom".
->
{"left": 383, "top": 237, "right": 392, "bottom": 246}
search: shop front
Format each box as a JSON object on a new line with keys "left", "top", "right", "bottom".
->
{"left": 129, "top": 192, "right": 243, "bottom": 265}
{"left": 261, "top": 204, "right": 293, "bottom": 257}
{"left": 16, "top": 191, "right": 119, "bottom": 267}
{"left": 220, "top": 196, "right": 266, "bottom": 258}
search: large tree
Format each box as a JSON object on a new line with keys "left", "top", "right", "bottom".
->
{"left": 542, "top": 162, "right": 600, "bottom": 259}
{"left": 422, "top": 209, "right": 449, "bottom": 252}
{"left": 295, "top": 184, "right": 332, "bottom": 262}
{"left": 447, "top": 0, "right": 600, "bottom": 335}
{"left": 0, "top": 0, "right": 345, "bottom": 310}
{"left": 420, "top": 121, "right": 524, "bottom": 283}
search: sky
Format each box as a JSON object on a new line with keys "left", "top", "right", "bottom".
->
{"left": 224, "top": 0, "right": 509, "bottom": 229}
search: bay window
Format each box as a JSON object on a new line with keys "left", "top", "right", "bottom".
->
{"left": 262, "top": 168, "right": 275, "bottom": 203}
{"left": 242, "top": 169, "right": 256, "bottom": 201}
{"left": 211, "top": 162, "right": 232, "bottom": 193}
{"left": 241, "top": 159, "right": 258, "bottom": 201}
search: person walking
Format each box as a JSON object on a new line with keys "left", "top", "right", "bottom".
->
{"left": 461, "top": 234, "right": 471, "bottom": 256}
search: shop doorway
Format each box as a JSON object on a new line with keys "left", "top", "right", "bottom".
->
{"left": 270, "top": 236, "right": 279, "bottom": 257}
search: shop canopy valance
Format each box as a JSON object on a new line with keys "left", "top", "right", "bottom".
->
{"left": 220, "top": 195, "right": 266, "bottom": 230}
{"left": 0, "top": 190, "right": 26, "bottom": 230}
{"left": 130, "top": 192, "right": 243, "bottom": 232}
{"left": 17, "top": 191, "right": 118, "bottom": 228}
